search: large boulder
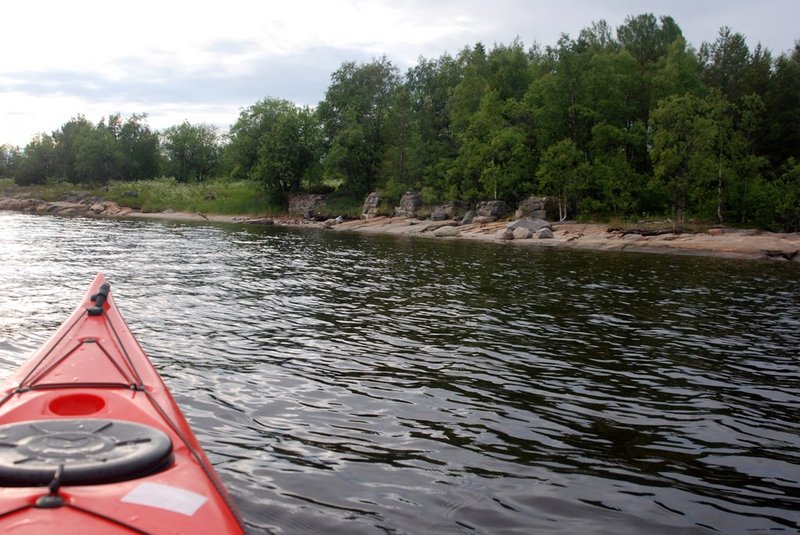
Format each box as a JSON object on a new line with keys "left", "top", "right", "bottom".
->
{"left": 0, "top": 198, "right": 25, "bottom": 211}
{"left": 361, "top": 192, "right": 381, "bottom": 219}
{"left": 507, "top": 217, "right": 550, "bottom": 233}
{"left": 460, "top": 210, "right": 476, "bottom": 225}
{"left": 512, "top": 227, "right": 533, "bottom": 240}
{"left": 0, "top": 198, "right": 49, "bottom": 212}
{"left": 90, "top": 202, "right": 108, "bottom": 214}
{"left": 536, "top": 228, "right": 554, "bottom": 239}
{"left": 322, "top": 216, "right": 344, "bottom": 229}
{"left": 430, "top": 208, "right": 448, "bottom": 221}
{"left": 104, "top": 202, "right": 123, "bottom": 215}
{"left": 395, "top": 191, "right": 422, "bottom": 218}
{"left": 496, "top": 228, "right": 514, "bottom": 240}
{"left": 44, "top": 202, "right": 84, "bottom": 215}
{"left": 515, "top": 196, "right": 555, "bottom": 220}
{"left": 89, "top": 201, "right": 123, "bottom": 215}
{"left": 431, "top": 201, "right": 467, "bottom": 221}
{"left": 289, "top": 193, "right": 329, "bottom": 219}
{"left": 433, "top": 225, "right": 460, "bottom": 237}
{"left": 476, "top": 200, "right": 509, "bottom": 220}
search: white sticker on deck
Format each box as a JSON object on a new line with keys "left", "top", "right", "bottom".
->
{"left": 122, "top": 482, "right": 208, "bottom": 516}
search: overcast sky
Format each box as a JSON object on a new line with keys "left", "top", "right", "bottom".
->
{"left": 1, "top": 0, "right": 798, "bottom": 147}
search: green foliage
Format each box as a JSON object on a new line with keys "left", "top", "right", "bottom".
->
{"left": 537, "top": 139, "right": 584, "bottom": 220}
{"left": 739, "top": 161, "right": 800, "bottom": 233}
{"left": 318, "top": 57, "right": 400, "bottom": 196}
{"left": 649, "top": 89, "right": 765, "bottom": 228}
{"left": 311, "top": 191, "right": 363, "bottom": 219}
{"left": 226, "top": 98, "right": 322, "bottom": 207}
{"left": 379, "top": 177, "right": 407, "bottom": 206}
{"left": 0, "top": 144, "right": 20, "bottom": 178}
{"left": 763, "top": 44, "right": 800, "bottom": 164}
{"left": 104, "top": 114, "right": 160, "bottom": 180}
{"left": 700, "top": 27, "right": 756, "bottom": 105}
{"left": 420, "top": 186, "right": 439, "bottom": 205}
{"left": 617, "top": 13, "right": 682, "bottom": 66}
{"left": 447, "top": 45, "right": 538, "bottom": 203}
{"left": 73, "top": 126, "right": 122, "bottom": 184}
{"left": 11, "top": 114, "right": 161, "bottom": 186}
{"left": 161, "top": 122, "right": 221, "bottom": 182}
{"left": 52, "top": 115, "right": 96, "bottom": 182}
{"left": 773, "top": 158, "right": 800, "bottom": 231}
{"left": 583, "top": 123, "right": 643, "bottom": 215}
{"left": 653, "top": 36, "right": 704, "bottom": 102}
{"left": 650, "top": 93, "right": 706, "bottom": 227}
{"left": 404, "top": 54, "right": 461, "bottom": 196}
{"left": 16, "top": 134, "right": 55, "bottom": 185}
{"left": 105, "top": 178, "right": 270, "bottom": 215}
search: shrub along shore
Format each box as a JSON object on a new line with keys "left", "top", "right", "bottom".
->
{"left": 1, "top": 182, "right": 798, "bottom": 262}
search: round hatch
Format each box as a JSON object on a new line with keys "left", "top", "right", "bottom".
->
{"left": 0, "top": 419, "right": 173, "bottom": 486}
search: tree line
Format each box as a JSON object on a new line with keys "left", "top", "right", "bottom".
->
{"left": 1, "top": 13, "right": 798, "bottom": 230}
{"left": 0, "top": 115, "right": 220, "bottom": 185}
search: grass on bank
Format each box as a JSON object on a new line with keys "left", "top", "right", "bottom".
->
{"left": 2, "top": 178, "right": 97, "bottom": 203}
{"left": 104, "top": 178, "right": 277, "bottom": 215}
{"left": 311, "top": 192, "right": 363, "bottom": 219}
{"left": 3, "top": 177, "right": 365, "bottom": 219}
{"left": 2, "top": 177, "right": 282, "bottom": 216}
{"left": 105, "top": 178, "right": 368, "bottom": 219}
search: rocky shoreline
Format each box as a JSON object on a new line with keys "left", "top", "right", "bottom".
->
{"left": 1, "top": 194, "right": 799, "bottom": 262}
{"left": 0, "top": 195, "right": 136, "bottom": 218}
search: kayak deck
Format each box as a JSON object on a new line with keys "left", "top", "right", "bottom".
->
{"left": 0, "top": 274, "right": 245, "bottom": 533}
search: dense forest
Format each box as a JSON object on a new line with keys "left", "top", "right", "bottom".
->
{"left": 1, "top": 14, "right": 799, "bottom": 230}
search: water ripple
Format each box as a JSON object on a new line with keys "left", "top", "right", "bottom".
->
{"left": 1, "top": 212, "right": 799, "bottom": 533}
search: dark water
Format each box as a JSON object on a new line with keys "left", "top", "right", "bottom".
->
{"left": 0, "top": 211, "right": 798, "bottom": 534}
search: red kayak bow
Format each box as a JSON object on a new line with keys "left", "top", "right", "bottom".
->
{"left": 0, "top": 274, "right": 245, "bottom": 533}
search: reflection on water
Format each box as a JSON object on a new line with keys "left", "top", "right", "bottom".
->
{"left": 1, "top": 212, "right": 799, "bottom": 534}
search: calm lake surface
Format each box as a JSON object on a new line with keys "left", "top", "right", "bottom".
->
{"left": 0, "top": 211, "right": 798, "bottom": 534}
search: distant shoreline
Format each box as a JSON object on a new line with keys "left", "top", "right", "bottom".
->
{"left": 2, "top": 195, "right": 799, "bottom": 262}
{"left": 298, "top": 216, "right": 800, "bottom": 262}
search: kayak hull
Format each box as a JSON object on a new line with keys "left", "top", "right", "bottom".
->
{"left": 0, "top": 274, "right": 245, "bottom": 533}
